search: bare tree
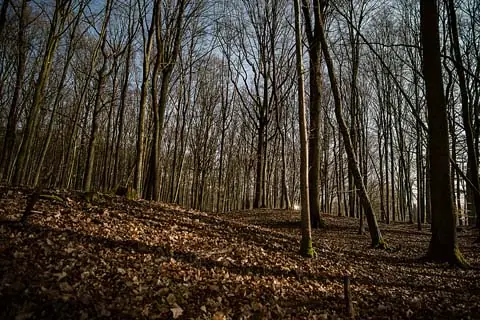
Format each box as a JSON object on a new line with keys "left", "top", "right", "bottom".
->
{"left": 13, "top": 0, "right": 74, "bottom": 185}
{"left": 445, "top": 0, "right": 480, "bottom": 232}
{"left": 83, "top": 0, "right": 114, "bottom": 192}
{"left": 317, "top": 1, "right": 385, "bottom": 248}
{"left": 294, "top": 0, "right": 314, "bottom": 257}
{"left": 33, "top": 1, "right": 87, "bottom": 187}
{"left": 301, "top": 0, "right": 326, "bottom": 228}
{"left": 1, "top": 0, "right": 28, "bottom": 181}
{"left": 145, "top": 0, "right": 189, "bottom": 201}
{"left": 420, "top": 0, "right": 467, "bottom": 267}
{"left": 134, "top": 0, "right": 157, "bottom": 197}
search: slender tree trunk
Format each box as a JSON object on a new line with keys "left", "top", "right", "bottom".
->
{"left": 317, "top": 7, "right": 385, "bottom": 248}
{"left": 253, "top": 122, "right": 266, "bottom": 208}
{"left": 295, "top": 0, "right": 314, "bottom": 258}
{"left": 378, "top": 118, "right": 386, "bottom": 222}
{"left": 385, "top": 106, "right": 390, "bottom": 224}
{"left": 217, "top": 117, "right": 226, "bottom": 212}
{"left": 1, "top": 0, "right": 27, "bottom": 181}
{"left": 322, "top": 125, "right": 330, "bottom": 213}
{"left": 425, "top": 147, "right": 432, "bottom": 224}
{"left": 83, "top": 0, "right": 113, "bottom": 192}
{"left": 145, "top": 0, "right": 186, "bottom": 201}
{"left": 217, "top": 64, "right": 233, "bottom": 210}
{"left": 34, "top": 103, "right": 58, "bottom": 187}
{"left": 13, "top": 0, "right": 72, "bottom": 185}
{"left": 33, "top": 1, "right": 83, "bottom": 188}
{"left": 83, "top": 66, "right": 106, "bottom": 192}
{"left": 446, "top": 0, "right": 480, "bottom": 232}
{"left": 169, "top": 93, "right": 183, "bottom": 203}
{"left": 333, "top": 129, "right": 342, "bottom": 216}
{"left": 134, "top": 0, "right": 157, "bottom": 198}
{"left": 280, "top": 129, "right": 291, "bottom": 209}
{"left": 58, "top": 2, "right": 92, "bottom": 189}
{"left": 101, "top": 60, "right": 120, "bottom": 191}
{"left": 301, "top": 0, "right": 326, "bottom": 227}
{"left": 389, "top": 111, "right": 395, "bottom": 222}
{"left": 114, "top": 41, "right": 133, "bottom": 188}
{"left": 415, "top": 68, "right": 424, "bottom": 230}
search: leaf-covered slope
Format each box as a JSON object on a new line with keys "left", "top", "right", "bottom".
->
{"left": 1, "top": 188, "right": 479, "bottom": 319}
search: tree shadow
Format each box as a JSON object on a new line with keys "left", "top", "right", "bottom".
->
{"left": 257, "top": 220, "right": 301, "bottom": 229}
{"left": 2, "top": 222, "right": 331, "bottom": 281}
{"left": 0, "top": 287, "right": 138, "bottom": 320}
{"left": 132, "top": 211, "right": 300, "bottom": 253}
{"left": 3, "top": 217, "right": 479, "bottom": 319}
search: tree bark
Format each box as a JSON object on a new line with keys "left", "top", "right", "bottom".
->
{"left": 13, "top": 0, "right": 72, "bottom": 185}
{"left": 1, "top": 0, "right": 27, "bottom": 181}
{"left": 134, "top": 0, "right": 157, "bottom": 198}
{"left": 83, "top": 0, "right": 113, "bottom": 192}
{"left": 317, "top": 5, "right": 385, "bottom": 248}
{"left": 295, "top": 0, "right": 314, "bottom": 258}
{"left": 445, "top": 0, "right": 480, "bottom": 232}
{"left": 114, "top": 39, "right": 133, "bottom": 188}
{"left": 145, "top": 0, "right": 186, "bottom": 201}
{"left": 301, "top": 0, "right": 325, "bottom": 228}
{"left": 421, "top": 0, "right": 467, "bottom": 267}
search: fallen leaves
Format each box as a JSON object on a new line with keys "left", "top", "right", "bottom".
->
{"left": 170, "top": 305, "right": 183, "bottom": 319}
{"left": 0, "top": 186, "right": 479, "bottom": 319}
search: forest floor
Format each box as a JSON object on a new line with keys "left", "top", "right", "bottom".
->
{"left": 1, "top": 186, "right": 479, "bottom": 320}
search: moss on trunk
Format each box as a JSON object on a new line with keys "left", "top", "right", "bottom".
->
{"left": 299, "top": 238, "right": 316, "bottom": 258}
{"left": 425, "top": 244, "right": 469, "bottom": 269}
{"left": 372, "top": 238, "right": 387, "bottom": 250}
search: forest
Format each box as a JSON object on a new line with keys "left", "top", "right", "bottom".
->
{"left": 0, "top": 0, "right": 480, "bottom": 319}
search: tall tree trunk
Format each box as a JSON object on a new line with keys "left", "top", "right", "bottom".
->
{"left": 280, "top": 128, "right": 291, "bottom": 209}
{"left": 83, "top": 65, "right": 106, "bottom": 192}
{"left": 217, "top": 62, "right": 233, "bottom": 211}
{"left": 378, "top": 119, "right": 385, "bottom": 222}
{"left": 134, "top": 0, "right": 158, "bottom": 198}
{"left": 145, "top": 0, "right": 186, "bottom": 201}
{"left": 83, "top": 0, "right": 113, "bottom": 192}
{"left": 445, "top": 0, "right": 480, "bottom": 232}
{"left": 301, "top": 0, "right": 325, "bottom": 228}
{"left": 389, "top": 109, "right": 396, "bottom": 222}
{"left": 114, "top": 41, "right": 133, "bottom": 188}
{"left": 385, "top": 105, "right": 390, "bottom": 224}
{"left": 33, "top": 0, "right": 83, "bottom": 188}
{"left": 415, "top": 67, "right": 424, "bottom": 230}
{"left": 56, "top": 1, "right": 90, "bottom": 189}
{"left": 102, "top": 60, "right": 120, "bottom": 191}
{"left": 322, "top": 124, "right": 330, "bottom": 213}
{"left": 13, "top": 0, "right": 72, "bottom": 185}
{"left": 421, "top": 0, "right": 467, "bottom": 267}
{"left": 1, "top": 0, "right": 27, "bottom": 181}
{"left": 253, "top": 122, "right": 266, "bottom": 208}
{"left": 295, "top": 0, "right": 314, "bottom": 258}
{"left": 317, "top": 6, "right": 385, "bottom": 248}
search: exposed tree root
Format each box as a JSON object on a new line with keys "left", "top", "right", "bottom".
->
{"left": 371, "top": 239, "right": 388, "bottom": 250}
{"left": 424, "top": 248, "right": 470, "bottom": 269}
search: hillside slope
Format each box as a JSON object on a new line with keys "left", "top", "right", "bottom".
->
{"left": 1, "top": 187, "right": 479, "bottom": 319}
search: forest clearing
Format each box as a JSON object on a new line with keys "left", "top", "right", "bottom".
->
{"left": 1, "top": 187, "right": 479, "bottom": 319}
